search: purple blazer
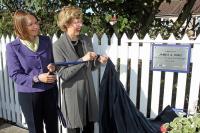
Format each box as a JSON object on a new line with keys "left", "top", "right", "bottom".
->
{"left": 6, "top": 35, "right": 57, "bottom": 93}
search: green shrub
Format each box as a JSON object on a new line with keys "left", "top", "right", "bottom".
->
{"left": 161, "top": 114, "right": 200, "bottom": 133}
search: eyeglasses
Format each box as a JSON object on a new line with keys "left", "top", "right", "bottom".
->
{"left": 74, "top": 22, "right": 83, "bottom": 26}
{"left": 26, "top": 21, "right": 40, "bottom": 27}
{"left": 71, "top": 20, "right": 83, "bottom": 26}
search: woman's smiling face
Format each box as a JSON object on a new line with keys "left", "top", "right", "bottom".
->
{"left": 25, "top": 15, "right": 40, "bottom": 40}
{"left": 67, "top": 18, "right": 83, "bottom": 36}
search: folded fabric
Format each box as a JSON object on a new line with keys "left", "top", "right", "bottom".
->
{"left": 150, "top": 105, "right": 178, "bottom": 131}
{"left": 154, "top": 105, "right": 178, "bottom": 123}
{"left": 99, "top": 59, "right": 159, "bottom": 133}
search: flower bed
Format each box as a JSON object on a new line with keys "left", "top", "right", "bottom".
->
{"left": 160, "top": 113, "right": 200, "bottom": 133}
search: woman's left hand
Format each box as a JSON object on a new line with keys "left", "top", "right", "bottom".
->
{"left": 98, "top": 55, "right": 109, "bottom": 64}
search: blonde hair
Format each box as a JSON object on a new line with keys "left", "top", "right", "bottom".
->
{"left": 57, "top": 6, "right": 83, "bottom": 32}
{"left": 13, "top": 10, "right": 38, "bottom": 40}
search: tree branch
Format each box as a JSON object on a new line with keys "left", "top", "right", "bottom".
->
{"left": 170, "top": 0, "right": 196, "bottom": 36}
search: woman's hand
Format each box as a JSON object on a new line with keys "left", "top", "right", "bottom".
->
{"left": 47, "top": 63, "right": 56, "bottom": 72}
{"left": 98, "top": 55, "right": 109, "bottom": 64}
{"left": 38, "top": 72, "right": 57, "bottom": 83}
{"left": 82, "top": 52, "right": 97, "bottom": 61}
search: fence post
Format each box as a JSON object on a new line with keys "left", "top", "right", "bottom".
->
{"left": 140, "top": 34, "right": 151, "bottom": 116}
{"left": 188, "top": 35, "right": 200, "bottom": 114}
{"left": 129, "top": 34, "right": 139, "bottom": 104}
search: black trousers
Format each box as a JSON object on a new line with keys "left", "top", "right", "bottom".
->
{"left": 18, "top": 88, "right": 58, "bottom": 133}
{"left": 67, "top": 122, "right": 94, "bottom": 133}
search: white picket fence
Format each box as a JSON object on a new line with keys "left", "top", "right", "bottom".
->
{"left": 0, "top": 33, "right": 200, "bottom": 132}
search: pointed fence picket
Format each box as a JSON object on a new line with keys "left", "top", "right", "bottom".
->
{"left": 188, "top": 35, "right": 200, "bottom": 114}
{"left": 109, "top": 34, "right": 118, "bottom": 67}
{"left": 175, "top": 35, "right": 189, "bottom": 110}
{"left": 2, "top": 35, "right": 11, "bottom": 121}
{"left": 129, "top": 34, "right": 139, "bottom": 104}
{"left": 0, "top": 33, "right": 199, "bottom": 133}
{"left": 140, "top": 34, "right": 152, "bottom": 116}
{"left": 119, "top": 34, "right": 129, "bottom": 90}
{"left": 162, "top": 34, "right": 175, "bottom": 110}
{"left": 0, "top": 36, "right": 4, "bottom": 119}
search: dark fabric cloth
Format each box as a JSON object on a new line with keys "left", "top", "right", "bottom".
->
{"left": 99, "top": 59, "right": 159, "bottom": 133}
{"left": 82, "top": 121, "right": 94, "bottom": 133}
{"left": 67, "top": 122, "right": 94, "bottom": 133}
{"left": 150, "top": 105, "right": 178, "bottom": 130}
{"left": 18, "top": 88, "right": 58, "bottom": 133}
{"left": 154, "top": 105, "right": 178, "bottom": 123}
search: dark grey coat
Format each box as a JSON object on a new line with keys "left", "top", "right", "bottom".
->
{"left": 53, "top": 33, "right": 99, "bottom": 129}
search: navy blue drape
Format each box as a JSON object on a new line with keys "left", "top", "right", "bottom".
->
{"left": 99, "top": 59, "right": 159, "bottom": 133}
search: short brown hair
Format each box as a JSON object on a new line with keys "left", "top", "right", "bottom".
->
{"left": 57, "top": 6, "right": 83, "bottom": 32}
{"left": 13, "top": 10, "right": 37, "bottom": 40}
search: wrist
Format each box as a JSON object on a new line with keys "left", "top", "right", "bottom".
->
{"left": 33, "top": 75, "right": 40, "bottom": 83}
{"left": 96, "top": 55, "right": 100, "bottom": 61}
{"left": 82, "top": 57, "right": 88, "bottom": 61}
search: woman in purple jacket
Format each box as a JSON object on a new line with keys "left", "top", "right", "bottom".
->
{"left": 6, "top": 10, "right": 58, "bottom": 133}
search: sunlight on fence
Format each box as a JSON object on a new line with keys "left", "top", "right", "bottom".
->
{"left": 0, "top": 33, "right": 200, "bottom": 132}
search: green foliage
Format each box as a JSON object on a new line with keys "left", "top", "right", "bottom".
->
{"left": 163, "top": 114, "right": 200, "bottom": 133}
{"left": 0, "top": 0, "right": 62, "bottom": 36}
{"left": 84, "top": 14, "right": 108, "bottom": 37}
{"left": 0, "top": 11, "right": 13, "bottom": 36}
{"left": 0, "top": 0, "right": 197, "bottom": 38}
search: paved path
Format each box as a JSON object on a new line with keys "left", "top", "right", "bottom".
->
{"left": 0, "top": 123, "right": 28, "bottom": 133}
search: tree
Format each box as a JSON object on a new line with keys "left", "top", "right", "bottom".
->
{"left": 0, "top": 0, "right": 197, "bottom": 39}
{"left": 170, "top": 0, "right": 197, "bottom": 37}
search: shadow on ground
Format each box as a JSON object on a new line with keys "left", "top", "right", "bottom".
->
{"left": 0, "top": 118, "right": 28, "bottom": 133}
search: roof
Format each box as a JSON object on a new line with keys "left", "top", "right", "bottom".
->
{"left": 156, "top": 0, "right": 200, "bottom": 17}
